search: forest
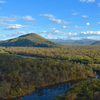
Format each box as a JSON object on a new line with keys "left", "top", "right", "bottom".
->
{"left": 4, "top": 45, "right": 100, "bottom": 64}
{"left": 0, "top": 45, "right": 100, "bottom": 99}
{"left": 51, "top": 79, "right": 100, "bottom": 100}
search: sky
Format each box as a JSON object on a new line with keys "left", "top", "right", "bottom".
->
{"left": 0, "top": 0, "right": 100, "bottom": 40}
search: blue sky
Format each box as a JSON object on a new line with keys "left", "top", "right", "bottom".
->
{"left": 0, "top": 0, "right": 100, "bottom": 40}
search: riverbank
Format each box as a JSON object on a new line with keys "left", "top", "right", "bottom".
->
{"left": 0, "top": 49, "right": 97, "bottom": 100}
{"left": 0, "top": 75, "right": 96, "bottom": 100}
{"left": 50, "top": 71, "right": 99, "bottom": 100}
{"left": 51, "top": 79, "right": 100, "bottom": 100}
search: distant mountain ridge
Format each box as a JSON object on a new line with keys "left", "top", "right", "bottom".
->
{"left": 0, "top": 33, "right": 60, "bottom": 47}
{"left": 50, "top": 39, "right": 97, "bottom": 45}
{"left": 92, "top": 41, "right": 100, "bottom": 45}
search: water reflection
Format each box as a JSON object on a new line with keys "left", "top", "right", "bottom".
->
{"left": 15, "top": 80, "right": 81, "bottom": 100}
{"left": 15, "top": 74, "right": 99, "bottom": 100}
{"left": 9, "top": 55, "right": 100, "bottom": 100}
{"left": 0, "top": 75, "right": 98, "bottom": 100}
{"left": 19, "top": 55, "right": 38, "bottom": 59}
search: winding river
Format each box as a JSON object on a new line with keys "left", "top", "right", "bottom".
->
{"left": 15, "top": 77, "right": 99, "bottom": 100}
{"left": 14, "top": 55, "right": 99, "bottom": 100}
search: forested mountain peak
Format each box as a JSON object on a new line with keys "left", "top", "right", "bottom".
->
{"left": 0, "top": 33, "right": 60, "bottom": 47}
{"left": 19, "top": 33, "right": 46, "bottom": 40}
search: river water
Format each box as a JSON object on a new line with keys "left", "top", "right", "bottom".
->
{"left": 14, "top": 55, "right": 99, "bottom": 100}
{"left": 15, "top": 75, "right": 99, "bottom": 100}
{"left": 15, "top": 80, "right": 80, "bottom": 100}
{"left": 0, "top": 55, "right": 98, "bottom": 100}
{"left": 19, "top": 55, "right": 38, "bottom": 59}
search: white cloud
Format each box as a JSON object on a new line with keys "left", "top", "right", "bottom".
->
{"left": 95, "top": 22, "right": 100, "bottom": 24}
{"left": 46, "top": 33, "right": 52, "bottom": 39}
{"left": 62, "top": 26, "right": 66, "bottom": 28}
{"left": 22, "top": 16, "right": 35, "bottom": 21}
{"left": 70, "top": 31, "right": 100, "bottom": 39}
{"left": 40, "top": 14, "right": 55, "bottom": 18}
{"left": 66, "top": 31, "right": 100, "bottom": 40}
{"left": 50, "top": 27, "right": 56, "bottom": 30}
{"left": 49, "top": 18, "right": 72, "bottom": 24}
{"left": 86, "top": 22, "right": 90, "bottom": 25}
{"left": 64, "top": 32, "right": 77, "bottom": 36}
{"left": 61, "top": 26, "right": 71, "bottom": 29}
{"left": 40, "top": 13, "right": 71, "bottom": 24}
{"left": 3, "top": 24, "right": 28, "bottom": 30}
{"left": 81, "top": 31, "right": 100, "bottom": 35}
{"left": 0, "top": 16, "right": 18, "bottom": 22}
{"left": 38, "top": 30, "right": 100, "bottom": 40}
{"left": 0, "top": 22, "right": 8, "bottom": 26}
{"left": 0, "top": 31, "right": 26, "bottom": 40}
{"left": 38, "top": 31, "right": 47, "bottom": 33}
{"left": 38, "top": 30, "right": 61, "bottom": 34}
{"left": 80, "top": 0, "right": 95, "bottom": 2}
{"left": 32, "top": 27, "right": 40, "bottom": 28}
{"left": 54, "top": 30, "right": 61, "bottom": 33}
{"left": 29, "top": 31, "right": 35, "bottom": 33}
{"left": 98, "top": 3, "right": 100, "bottom": 7}
{"left": 0, "top": 1, "right": 5, "bottom": 3}
{"left": 71, "top": 9, "right": 79, "bottom": 15}
{"left": 55, "top": 25, "right": 88, "bottom": 29}
{"left": 74, "top": 33, "right": 77, "bottom": 35}
{"left": 82, "top": 15, "right": 88, "bottom": 18}
{"left": 73, "top": 26, "right": 89, "bottom": 29}
{"left": 39, "top": 30, "right": 78, "bottom": 39}
{"left": 87, "top": 36, "right": 100, "bottom": 39}
{"left": 69, "top": 31, "right": 78, "bottom": 32}
{"left": 9, "top": 31, "right": 26, "bottom": 36}
{"left": 38, "top": 30, "right": 77, "bottom": 36}
{"left": 72, "top": 13, "right": 79, "bottom": 15}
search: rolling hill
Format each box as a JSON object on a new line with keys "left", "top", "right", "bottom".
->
{"left": 0, "top": 33, "right": 60, "bottom": 47}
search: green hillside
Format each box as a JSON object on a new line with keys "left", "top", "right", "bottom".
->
{"left": 0, "top": 33, "right": 60, "bottom": 47}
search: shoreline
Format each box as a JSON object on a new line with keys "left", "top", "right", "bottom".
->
{"left": 0, "top": 76, "right": 94, "bottom": 100}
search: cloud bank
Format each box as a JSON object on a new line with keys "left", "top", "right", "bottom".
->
{"left": 40, "top": 14, "right": 72, "bottom": 24}
{"left": 3, "top": 24, "right": 28, "bottom": 30}
{"left": 80, "top": 0, "right": 95, "bottom": 2}
{"left": 0, "top": 1, "right": 5, "bottom": 3}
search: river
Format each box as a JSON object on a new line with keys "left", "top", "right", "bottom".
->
{"left": 14, "top": 55, "right": 99, "bottom": 100}
{"left": 15, "top": 77, "right": 99, "bottom": 100}
{"left": 19, "top": 55, "right": 38, "bottom": 59}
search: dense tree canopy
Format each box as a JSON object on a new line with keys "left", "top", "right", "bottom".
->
{"left": 4, "top": 45, "right": 100, "bottom": 64}
{"left": 51, "top": 79, "right": 100, "bottom": 100}
{"left": 0, "top": 45, "right": 100, "bottom": 99}
{"left": 0, "top": 48, "right": 96, "bottom": 99}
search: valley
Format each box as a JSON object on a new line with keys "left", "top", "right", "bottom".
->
{"left": 0, "top": 33, "right": 100, "bottom": 100}
{"left": 1, "top": 0, "right": 100, "bottom": 99}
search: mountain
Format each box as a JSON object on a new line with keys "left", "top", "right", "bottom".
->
{"left": 0, "top": 33, "right": 60, "bottom": 47}
{"left": 50, "top": 39, "right": 97, "bottom": 45}
{"left": 92, "top": 41, "right": 100, "bottom": 45}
